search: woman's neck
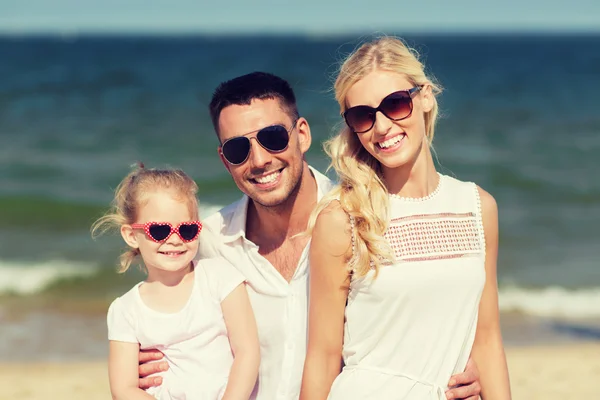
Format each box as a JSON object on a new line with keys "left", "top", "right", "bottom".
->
{"left": 383, "top": 144, "right": 439, "bottom": 199}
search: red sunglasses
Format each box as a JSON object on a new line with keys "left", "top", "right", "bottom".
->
{"left": 131, "top": 221, "right": 202, "bottom": 243}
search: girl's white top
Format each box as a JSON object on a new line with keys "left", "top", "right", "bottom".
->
{"left": 107, "top": 257, "right": 246, "bottom": 400}
{"left": 327, "top": 174, "right": 486, "bottom": 400}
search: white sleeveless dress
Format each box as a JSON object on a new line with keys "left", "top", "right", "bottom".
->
{"left": 327, "top": 174, "right": 486, "bottom": 400}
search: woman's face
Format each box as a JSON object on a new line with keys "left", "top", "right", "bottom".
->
{"left": 344, "top": 70, "right": 433, "bottom": 171}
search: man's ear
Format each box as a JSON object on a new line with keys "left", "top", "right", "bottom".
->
{"left": 218, "top": 147, "right": 231, "bottom": 173}
{"left": 295, "top": 117, "right": 312, "bottom": 155}
{"left": 120, "top": 224, "right": 140, "bottom": 249}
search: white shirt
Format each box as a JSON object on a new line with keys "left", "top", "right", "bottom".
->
{"left": 107, "top": 258, "right": 245, "bottom": 400}
{"left": 198, "top": 166, "right": 335, "bottom": 400}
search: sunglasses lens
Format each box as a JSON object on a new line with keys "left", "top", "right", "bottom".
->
{"left": 256, "top": 125, "right": 290, "bottom": 152}
{"left": 222, "top": 137, "right": 251, "bottom": 165}
{"left": 148, "top": 224, "right": 172, "bottom": 241}
{"left": 381, "top": 92, "right": 412, "bottom": 120}
{"left": 178, "top": 223, "right": 199, "bottom": 241}
{"left": 344, "top": 106, "right": 376, "bottom": 133}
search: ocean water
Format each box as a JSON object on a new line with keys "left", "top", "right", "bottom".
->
{"left": 0, "top": 34, "right": 599, "bottom": 358}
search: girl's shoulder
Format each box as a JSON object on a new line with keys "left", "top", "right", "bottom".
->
{"left": 107, "top": 282, "right": 143, "bottom": 316}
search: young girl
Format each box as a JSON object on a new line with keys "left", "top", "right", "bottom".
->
{"left": 92, "top": 165, "right": 260, "bottom": 400}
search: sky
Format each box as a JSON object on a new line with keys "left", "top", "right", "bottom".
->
{"left": 1, "top": 0, "right": 599, "bottom": 35}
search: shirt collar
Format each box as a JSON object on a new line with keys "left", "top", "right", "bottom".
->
{"left": 221, "top": 165, "right": 334, "bottom": 244}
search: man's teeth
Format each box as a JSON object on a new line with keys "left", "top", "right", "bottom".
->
{"left": 255, "top": 171, "right": 280, "bottom": 184}
{"left": 379, "top": 136, "right": 403, "bottom": 149}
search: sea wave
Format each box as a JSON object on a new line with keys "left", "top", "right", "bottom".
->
{"left": 499, "top": 285, "right": 600, "bottom": 318}
{"left": 2, "top": 259, "right": 600, "bottom": 320}
{"left": 0, "top": 260, "right": 100, "bottom": 295}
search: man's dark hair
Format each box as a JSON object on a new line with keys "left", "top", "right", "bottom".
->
{"left": 209, "top": 72, "right": 300, "bottom": 136}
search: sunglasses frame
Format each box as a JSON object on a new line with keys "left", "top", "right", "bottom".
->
{"left": 343, "top": 86, "right": 422, "bottom": 134}
{"left": 131, "top": 221, "right": 203, "bottom": 243}
{"left": 219, "top": 119, "right": 299, "bottom": 165}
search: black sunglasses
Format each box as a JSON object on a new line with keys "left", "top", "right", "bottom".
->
{"left": 343, "top": 86, "right": 422, "bottom": 134}
{"left": 220, "top": 119, "right": 298, "bottom": 165}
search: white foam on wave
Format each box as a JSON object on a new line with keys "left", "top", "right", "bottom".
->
{"left": 499, "top": 285, "right": 600, "bottom": 318}
{"left": 0, "top": 203, "right": 227, "bottom": 297}
{"left": 0, "top": 260, "right": 99, "bottom": 295}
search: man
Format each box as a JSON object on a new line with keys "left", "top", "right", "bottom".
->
{"left": 139, "top": 72, "right": 481, "bottom": 400}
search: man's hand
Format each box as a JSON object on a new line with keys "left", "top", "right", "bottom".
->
{"left": 445, "top": 358, "right": 481, "bottom": 400}
{"left": 138, "top": 349, "right": 169, "bottom": 389}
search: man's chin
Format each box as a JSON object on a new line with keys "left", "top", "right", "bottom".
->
{"left": 248, "top": 188, "right": 291, "bottom": 209}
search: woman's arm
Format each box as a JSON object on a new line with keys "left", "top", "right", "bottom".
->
{"left": 109, "top": 341, "right": 156, "bottom": 399}
{"left": 471, "top": 187, "right": 512, "bottom": 400}
{"left": 221, "top": 283, "right": 260, "bottom": 400}
{"left": 299, "top": 202, "right": 352, "bottom": 400}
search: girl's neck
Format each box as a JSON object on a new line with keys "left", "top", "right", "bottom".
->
{"left": 139, "top": 262, "right": 195, "bottom": 314}
{"left": 145, "top": 262, "right": 195, "bottom": 287}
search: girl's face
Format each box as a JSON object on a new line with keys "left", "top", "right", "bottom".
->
{"left": 121, "top": 190, "right": 199, "bottom": 275}
{"left": 345, "top": 70, "right": 433, "bottom": 172}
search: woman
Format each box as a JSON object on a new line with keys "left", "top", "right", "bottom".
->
{"left": 300, "top": 37, "right": 511, "bottom": 399}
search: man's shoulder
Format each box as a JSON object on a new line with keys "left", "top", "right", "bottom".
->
{"left": 309, "top": 165, "right": 337, "bottom": 199}
{"left": 202, "top": 197, "right": 245, "bottom": 231}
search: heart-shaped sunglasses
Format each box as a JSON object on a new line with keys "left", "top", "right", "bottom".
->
{"left": 131, "top": 221, "right": 202, "bottom": 243}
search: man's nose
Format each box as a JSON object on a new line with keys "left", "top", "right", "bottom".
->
{"left": 247, "top": 138, "right": 271, "bottom": 169}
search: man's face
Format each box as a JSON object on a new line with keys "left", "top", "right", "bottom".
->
{"left": 217, "top": 98, "right": 311, "bottom": 208}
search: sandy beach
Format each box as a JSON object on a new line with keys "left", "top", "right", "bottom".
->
{"left": 0, "top": 342, "right": 597, "bottom": 400}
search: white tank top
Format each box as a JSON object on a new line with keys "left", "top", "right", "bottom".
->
{"left": 328, "top": 174, "right": 486, "bottom": 400}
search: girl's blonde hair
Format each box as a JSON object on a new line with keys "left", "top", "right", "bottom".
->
{"left": 308, "top": 36, "right": 442, "bottom": 278}
{"left": 91, "top": 164, "right": 199, "bottom": 273}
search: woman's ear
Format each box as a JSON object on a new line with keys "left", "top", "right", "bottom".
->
{"left": 420, "top": 84, "right": 434, "bottom": 113}
{"left": 120, "top": 224, "right": 140, "bottom": 249}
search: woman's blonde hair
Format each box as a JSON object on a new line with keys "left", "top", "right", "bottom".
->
{"left": 308, "top": 36, "right": 442, "bottom": 278}
{"left": 91, "top": 164, "right": 199, "bottom": 273}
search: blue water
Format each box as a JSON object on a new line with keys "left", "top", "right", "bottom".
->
{"left": 0, "top": 34, "right": 599, "bottom": 318}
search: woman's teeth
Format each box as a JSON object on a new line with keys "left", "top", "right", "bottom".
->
{"left": 378, "top": 135, "right": 404, "bottom": 149}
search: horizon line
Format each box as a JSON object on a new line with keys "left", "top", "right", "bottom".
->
{"left": 1, "top": 26, "right": 599, "bottom": 38}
